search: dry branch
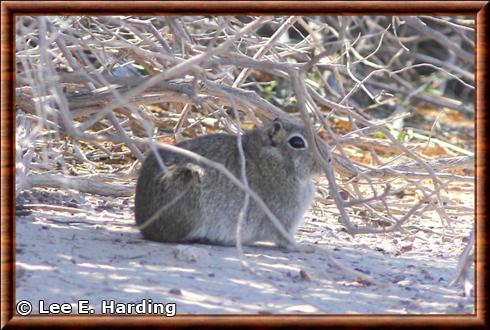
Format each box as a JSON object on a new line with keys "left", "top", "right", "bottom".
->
{"left": 26, "top": 174, "right": 134, "bottom": 197}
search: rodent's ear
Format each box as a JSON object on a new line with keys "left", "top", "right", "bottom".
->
{"left": 271, "top": 118, "right": 283, "bottom": 133}
{"left": 267, "top": 118, "right": 284, "bottom": 147}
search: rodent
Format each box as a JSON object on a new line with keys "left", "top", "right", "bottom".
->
{"left": 134, "top": 117, "right": 328, "bottom": 249}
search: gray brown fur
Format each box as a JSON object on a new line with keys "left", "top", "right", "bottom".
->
{"left": 134, "top": 117, "right": 327, "bottom": 248}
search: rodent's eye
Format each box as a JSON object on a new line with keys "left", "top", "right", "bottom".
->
{"left": 288, "top": 135, "right": 307, "bottom": 149}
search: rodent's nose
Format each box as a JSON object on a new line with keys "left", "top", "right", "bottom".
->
{"left": 306, "top": 137, "right": 329, "bottom": 175}
{"left": 314, "top": 137, "right": 330, "bottom": 163}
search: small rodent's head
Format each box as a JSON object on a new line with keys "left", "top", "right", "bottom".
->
{"left": 256, "top": 117, "right": 327, "bottom": 179}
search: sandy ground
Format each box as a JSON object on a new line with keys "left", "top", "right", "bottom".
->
{"left": 15, "top": 187, "right": 474, "bottom": 315}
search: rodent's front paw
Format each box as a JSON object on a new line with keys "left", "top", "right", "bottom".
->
{"left": 282, "top": 243, "right": 316, "bottom": 253}
{"left": 294, "top": 244, "right": 316, "bottom": 253}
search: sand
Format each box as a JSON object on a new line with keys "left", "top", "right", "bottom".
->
{"left": 15, "top": 187, "right": 474, "bottom": 315}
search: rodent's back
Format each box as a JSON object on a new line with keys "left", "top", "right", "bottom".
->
{"left": 134, "top": 133, "right": 243, "bottom": 243}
